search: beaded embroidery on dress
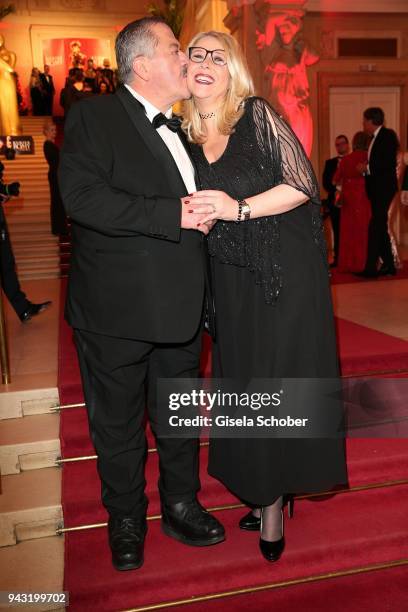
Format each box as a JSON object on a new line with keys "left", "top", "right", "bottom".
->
{"left": 189, "top": 96, "right": 327, "bottom": 304}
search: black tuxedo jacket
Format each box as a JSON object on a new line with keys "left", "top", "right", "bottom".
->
{"left": 366, "top": 126, "right": 399, "bottom": 201}
{"left": 40, "top": 73, "right": 55, "bottom": 95}
{"left": 322, "top": 156, "right": 339, "bottom": 203}
{"left": 59, "top": 86, "right": 206, "bottom": 343}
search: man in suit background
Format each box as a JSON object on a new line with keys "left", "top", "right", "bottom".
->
{"left": 59, "top": 16, "right": 224, "bottom": 572}
{"left": 322, "top": 134, "right": 350, "bottom": 267}
{"left": 40, "top": 65, "right": 55, "bottom": 115}
{"left": 356, "top": 107, "right": 399, "bottom": 277}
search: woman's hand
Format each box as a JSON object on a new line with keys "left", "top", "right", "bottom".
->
{"left": 185, "top": 190, "right": 238, "bottom": 226}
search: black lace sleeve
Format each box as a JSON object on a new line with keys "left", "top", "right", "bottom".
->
{"left": 251, "top": 97, "right": 327, "bottom": 262}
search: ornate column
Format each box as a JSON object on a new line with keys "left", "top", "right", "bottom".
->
{"left": 224, "top": 0, "right": 319, "bottom": 156}
{"left": 180, "top": 0, "right": 229, "bottom": 49}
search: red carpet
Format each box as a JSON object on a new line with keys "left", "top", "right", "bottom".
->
{"left": 58, "top": 280, "right": 408, "bottom": 611}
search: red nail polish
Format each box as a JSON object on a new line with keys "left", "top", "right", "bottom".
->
{"left": 197, "top": 223, "right": 201, "bottom": 227}
{"left": 188, "top": 193, "right": 194, "bottom": 197}
{"left": 188, "top": 209, "right": 193, "bottom": 213}
{"left": 184, "top": 200, "right": 190, "bottom": 205}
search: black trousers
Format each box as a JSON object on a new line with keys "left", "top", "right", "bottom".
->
{"left": 74, "top": 324, "right": 203, "bottom": 519}
{"left": 0, "top": 219, "right": 30, "bottom": 317}
{"left": 365, "top": 191, "right": 396, "bottom": 272}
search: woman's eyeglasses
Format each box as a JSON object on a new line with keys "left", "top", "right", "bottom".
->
{"left": 188, "top": 47, "right": 227, "bottom": 67}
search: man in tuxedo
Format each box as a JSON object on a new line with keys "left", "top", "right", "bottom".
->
{"left": 59, "top": 16, "right": 224, "bottom": 572}
{"left": 322, "top": 134, "right": 350, "bottom": 267}
{"left": 40, "top": 65, "right": 55, "bottom": 116}
{"left": 356, "top": 107, "right": 399, "bottom": 277}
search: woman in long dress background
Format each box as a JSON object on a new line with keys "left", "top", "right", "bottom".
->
{"left": 333, "top": 131, "right": 371, "bottom": 273}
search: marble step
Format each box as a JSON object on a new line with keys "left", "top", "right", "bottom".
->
{"left": 6, "top": 211, "right": 51, "bottom": 224}
{"left": 0, "top": 467, "right": 62, "bottom": 547}
{"left": 8, "top": 227, "right": 54, "bottom": 239}
{"left": 0, "top": 536, "right": 64, "bottom": 611}
{"left": 19, "top": 269, "right": 61, "bottom": 281}
{"left": 16, "top": 255, "right": 60, "bottom": 270}
{"left": 0, "top": 413, "right": 61, "bottom": 475}
{"left": 3, "top": 159, "right": 48, "bottom": 168}
{"left": 7, "top": 219, "right": 51, "bottom": 231}
{"left": 5, "top": 200, "right": 50, "bottom": 210}
{"left": 13, "top": 244, "right": 59, "bottom": 257}
{"left": 8, "top": 231, "right": 56, "bottom": 243}
{"left": 7, "top": 178, "right": 51, "bottom": 186}
{"left": 0, "top": 385, "right": 60, "bottom": 421}
{"left": 7, "top": 187, "right": 50, "bottom": 197}
{"left": 5, "top": 169, "right": 50, "bottom": 177}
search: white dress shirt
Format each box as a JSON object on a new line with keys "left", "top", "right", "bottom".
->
{"left": 367, "top": 125, "right": 382, "bottom": 175}
{"left": 124, "top": 84, "right": 196, "bottom": 194}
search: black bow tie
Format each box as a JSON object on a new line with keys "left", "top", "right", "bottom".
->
{"left": 152, "top": 112, "right": 182, "bottom": 133}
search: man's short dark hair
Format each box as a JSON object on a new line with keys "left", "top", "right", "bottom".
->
{"left": 335, "top": 134, "right": 349, "bottom": 144}
{"left": 363, "top": 107, "right": 385, "bottom": 126}
{"left": 115, "top": 16, "right": 167, "bottom": 85}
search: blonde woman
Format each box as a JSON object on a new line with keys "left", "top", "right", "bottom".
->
{"left": 183, "top": 31, "right": 348, "bottom": 562}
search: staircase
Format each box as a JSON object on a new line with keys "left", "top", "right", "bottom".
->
{"left": 2, "top": 117, "right": 60, "bottom": 280}
{"left": 0, "top": 404, "right": 65, "bottom": 609}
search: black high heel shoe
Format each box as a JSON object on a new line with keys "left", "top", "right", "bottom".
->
{"left": 238, "top": 494, "right": 295, "bottom": 531}
{"left": 259, "top": 506, "right": 285, "bottom": 562}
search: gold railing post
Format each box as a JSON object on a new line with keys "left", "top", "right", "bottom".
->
{"left": 0, "top": 287, "right": 11, "bottom": 384}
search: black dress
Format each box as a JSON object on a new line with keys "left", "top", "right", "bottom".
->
{"left": 189, "top": 97, "right": 349, "bottom": 506}
{"left": 43, "top": 140, "right": 68, "bottom": 236}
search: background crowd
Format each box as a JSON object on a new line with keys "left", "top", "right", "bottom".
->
{"left": 28, "top": 59, "right": 118, "bottom": 117}
{"left": 322, "top": 107, "right": 406, "bottom": 276}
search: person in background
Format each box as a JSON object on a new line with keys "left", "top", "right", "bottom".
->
{"left": 43, "top": 120, "right": 68, "bottom": 236}
{"left": 84, "top": 58, "right": 97, "bottom": 92}
{"left": 101, "top": 58, "right": 115, "bottom": 91}
{"left": 333, "top": 131, "right": 371, "bottom": 273}
{"left": 401, "top": 152, "right": 408, "bottom": 206}
{"left": 63, "top": 70, "right": 93, "bottom": 116}
{"left": 98, "top": 81, "right": 109, "bottom": 95}
{"left": 40, "top": 65, "right": 55, "bottom": 115}
{"left": 356, "top": 107, "right": 399, "bottom": 277}
{"left": 0, "top": 161, "right": 51, "bottom": 322}
{"left": 322, "top": 134, "right": 350, "bottom": 267}
{"left": 29, "top": 68, "right": 45, "bottom": 116}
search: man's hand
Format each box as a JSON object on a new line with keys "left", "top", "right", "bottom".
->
{"left": 180, "top": 196, "right": 211, "bottom": 235}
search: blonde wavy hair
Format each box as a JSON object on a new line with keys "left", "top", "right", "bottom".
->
{"left": 182, "top": 31, "right": 255, "bottom": 144}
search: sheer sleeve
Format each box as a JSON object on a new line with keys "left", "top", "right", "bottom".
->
{"left": 250, "top": 96, "right": 328, "bottom": 263}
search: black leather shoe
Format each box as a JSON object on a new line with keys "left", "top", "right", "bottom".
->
{"left": 354, "top": 270, "right": 378, "bottom": 279}
{"left": 378, "top": 265, "right": 397, "bottom": 276}
{"left": 108, "top": 515, "right": 147, "bottom": 571}
{"left": 161, "top": 499, "right": 225, "bottom": 546}
{"left": 239, "top": 510, "right": 261, "bottom": 531}
{"left": 19, "top": 301, "right": 52, "bottom": 323}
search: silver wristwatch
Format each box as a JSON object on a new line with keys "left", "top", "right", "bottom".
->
{"left": 238, "top": 199, "right": 251, "bottom": 221}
